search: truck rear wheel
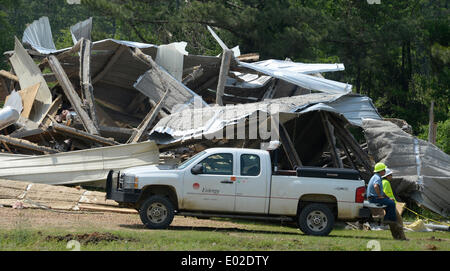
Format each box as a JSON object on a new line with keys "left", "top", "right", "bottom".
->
{"left": 139, "top": 195, "right": 174, "bottom": 229}
{"left": 298, "top": 203, "right": 334, "bottom": 236}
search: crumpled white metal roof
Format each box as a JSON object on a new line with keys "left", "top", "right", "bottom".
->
{"left": 149, "top": 93, "right": 381, "bottom": 144}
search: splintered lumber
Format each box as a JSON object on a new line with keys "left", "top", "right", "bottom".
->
{"left": 216, "top": 49, "right": 233, "bottom": 106}
{"left": 271, "top": 120, "right": 302, "bottom": 168}
{"left": 52, "top": 123, "right": 119, "bottom": 146}
{"left": 17, "top": 83, "right": 40, "bottom": 119}
{"left": 0, "top": 70, "right": 19, "bottom": 82}
{"left": 127, "top": 88, "right": 170, "bottom": 144}
{"left": 92, "top": 45, "right": 126, "bottom": 84}
{"left": 48, "top": 55, "right": 99, "bottom": 135}
{"left": 328, "top": 115, "right": 373, "bottom": 173}
{"left": 0, "top": 135, "right": 58, "bottom": 154}
{"left": 41, "top": 94, "right": 63, "bottom": 128}
{"left": 237, "top": 53, "right": 260, "bottom": 62}
{"left": 320, "top": 112, "right": 343, "bottom": 168}
{"left": 38, "top": 39, "right": 83, "bottom": 69}
{"left": 79, "top": 38, "right": 99, "bottom": 129}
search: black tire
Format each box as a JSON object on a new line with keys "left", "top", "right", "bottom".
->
{"left": 298, "top": 203, "right": 334, "bottom": 236}
{"left": 139, "top": 195, "right": 175, "bottom": 229}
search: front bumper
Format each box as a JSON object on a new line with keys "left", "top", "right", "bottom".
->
{"left": 106, "top": 170, "right": 141, "bottom": 203}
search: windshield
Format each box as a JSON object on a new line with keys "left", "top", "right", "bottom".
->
{"left": 177, "top": 151, "right": 206, "bottom": 169}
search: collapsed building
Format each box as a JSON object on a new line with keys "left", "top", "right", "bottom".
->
{"left": 0, "top": 17, "right": 448, "bottom": 216}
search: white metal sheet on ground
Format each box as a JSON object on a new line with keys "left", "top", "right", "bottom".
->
{"left": 0, "top": 141, "right": 159, "bottom": 185}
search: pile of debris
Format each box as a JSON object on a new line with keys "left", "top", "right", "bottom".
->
{"left": 0, "top": 17, "right": 448, "bottom": 216}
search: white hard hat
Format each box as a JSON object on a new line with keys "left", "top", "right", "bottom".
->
{"left": 382, "top": 168, "right": 392, "bottom": 178}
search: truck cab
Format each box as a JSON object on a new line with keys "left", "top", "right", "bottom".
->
{"left": 106, "top": 145, "right": 369, "bottom": 236}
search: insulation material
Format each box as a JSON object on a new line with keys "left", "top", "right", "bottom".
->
{"left": 362, "top": 119, "right": 450, "bottom": 216}
{"left": 155, "top": 42, "right": 188, "bottom": 82}
{"left": 9, "top": 38, "right": 52, "bottom": 126}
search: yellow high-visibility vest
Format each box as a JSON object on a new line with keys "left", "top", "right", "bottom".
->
{"left": 382, "top": 179, "right": 397, "bottom": 202}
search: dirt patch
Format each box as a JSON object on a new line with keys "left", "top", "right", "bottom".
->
{"left": 45, "top": 232, "right": 136, "bottom": 244}
{"left": 0, "top": 207, "right": 249, "bottom": 232}
{"left": 425, "top": 244, "right": 438, "bottom": 250}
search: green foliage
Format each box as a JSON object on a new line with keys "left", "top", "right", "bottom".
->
{"left": 418, "top": 114, "right": 450, "bottom": 154}
{"left": 0, "top": 0, "right": 448, "bottom": 143}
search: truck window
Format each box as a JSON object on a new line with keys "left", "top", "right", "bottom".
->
{"left": 177, "top": 151, "right": 206, "bottom": 169}
{"left": 240, "top": 154, "right": 260, "bottom": 176}
{"left": 198, "top": 153, "right": 233, "bottom": 175}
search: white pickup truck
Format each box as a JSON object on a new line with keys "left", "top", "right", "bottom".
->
{"left": 106, "top": 144, "right": 371, "bottom": 236}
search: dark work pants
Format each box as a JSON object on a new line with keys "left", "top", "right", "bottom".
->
{"left": 369, "top": 197, "right": 397, "bottom": 221}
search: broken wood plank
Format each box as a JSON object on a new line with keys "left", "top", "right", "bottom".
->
{"left": 216, "top": 49, "right": 233, "bottom": 106}
{"left": 40, "top": 94, "right": 63, "bottom": 129}
{"left": 237, "top": 53, "right": 260, "bottom": 62}
{"left": 17, "top": 83, "right": 40, "bottom": 119}
{"left": 92, "top": 45, "right": 126, "bottom": 84}
{"left": 0, "top": 70, "right": 19, "bottom": 82}
{"left": 271, "top": 120, "right": 302, "bottom": 169}
{"left": 51, "top": 122, "right": 119, "bottom": 146}
{"left": 79, "top": 38, "right": 99, "bottom": 130}
{"left": 182, "top": 67, "right": 204, "bottom": 86}
{"left": 38, "top": 39, "right": 83, "bottom": 69}
{"left": 48, "top": 55, "right": 99, "bottom": 135}
{"left": 127, "top": 87, "right": 170, "bottom": 144}
{"left": 328, "top": 115, "right": 373, "bottom": 173}
{"left": 320, "top": 112, "right": 343, "bottom": 168}
{"left": 0, "top": 134, "right": 58, "bottom": 154}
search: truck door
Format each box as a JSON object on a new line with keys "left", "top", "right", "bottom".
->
{"left": 234, "top": 153, "right": 268, "bottom": 214}
{"left": 182, "top": 152, "right": 236, "bottom": 212}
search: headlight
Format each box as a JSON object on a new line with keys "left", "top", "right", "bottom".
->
{"left": 122, "top": 174, "right": 138, "bottom": 189}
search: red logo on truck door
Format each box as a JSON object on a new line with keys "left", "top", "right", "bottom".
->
{"left": 193, "top": 183, "right": 200, "bottom": 190}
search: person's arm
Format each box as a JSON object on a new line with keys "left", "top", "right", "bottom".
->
{"left": 373, "top": 183, "right": 384, "bottom": 199}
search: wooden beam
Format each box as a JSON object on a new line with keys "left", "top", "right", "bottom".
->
{"left": 272, "top": 120, "right": 302, "bottom": 169}
{"left": 127, "top": 88, "right": 170, "bottom": 144}
{"left": 52, "top": 122, "right": 118, "bottom": 146}
{"left": 0, "top": 135, "right": 58, "bottom": 154}
{"left": 92, "top": 45, "right": 126, "bottom": 84}
{"left": 337, "top": 137, "right": 357, "bottom": 170}
{"left": 0, "top": 70, "right": 19, "bottom": 82}
{"left": 215, "top": 49, "right": 233, "bottom": 106}
{"left": 328, "top": 115, "right": 373, "bottom": 173}
{"left": 79, "top": 38, "right": 99, "bottom": 130}
{"left": 47, "top": 55, "right": 99, "bottom": 135}
{"left": 320, "top": 112, "right": 343, "bottom": 168}
{"left": 38, "top": 39, "right": 83, "bottom": 69}
{"left": 40, "top": 94, "right": 63, "bottom": 129}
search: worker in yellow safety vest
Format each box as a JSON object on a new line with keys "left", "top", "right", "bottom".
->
{"left": 382, "top": 168, "right": 397, "bottom": 203}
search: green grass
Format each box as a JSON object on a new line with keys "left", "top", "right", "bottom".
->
{"left": 0, "top": 219, "right": 449, "bottom": 251}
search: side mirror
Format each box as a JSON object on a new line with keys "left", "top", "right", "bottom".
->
{"left": 191, "top": 164, "right": 203, "bottom": 175}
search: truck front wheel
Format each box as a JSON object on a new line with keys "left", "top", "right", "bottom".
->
{"left": 139, "top": 195, "right": 175, "bottom": 229}
{"left": 298, "top": 203, "right": 334, "bottom": 236}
